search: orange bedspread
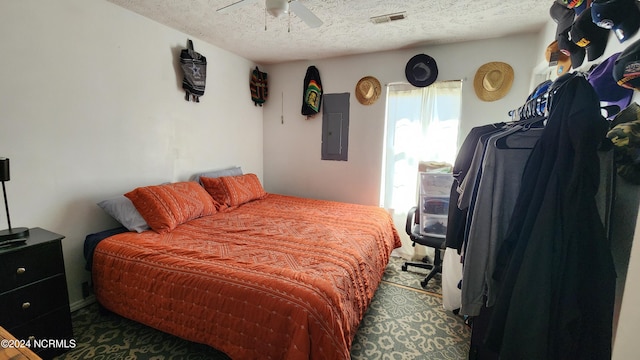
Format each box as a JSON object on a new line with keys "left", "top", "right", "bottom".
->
{"left": 92, "top": 194, "right": 401, "bottom": 359}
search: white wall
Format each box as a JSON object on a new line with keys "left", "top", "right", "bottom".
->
{"left": 0, "top": 0, "right": 263, "bottom": 309}
{"left": 262, "top": 33, "right": 540, "bottom": 206}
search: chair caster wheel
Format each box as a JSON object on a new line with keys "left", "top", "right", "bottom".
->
{"left": 401, "top": 264, "right": 408, "bottom": 271}
{"left": 420, "top": 280, "right": 428, "bottom": 288}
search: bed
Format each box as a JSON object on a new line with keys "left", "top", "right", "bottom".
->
{"left": 88, "top": 173, "right": 401, "bottom": 359}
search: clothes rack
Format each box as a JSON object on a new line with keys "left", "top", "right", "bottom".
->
{"left": 449, "top": 72, "right": 616, "bottom": 360}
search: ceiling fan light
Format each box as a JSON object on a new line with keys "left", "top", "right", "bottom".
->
{"left": 266, "top": 0, "right": 289, "bottom": 18}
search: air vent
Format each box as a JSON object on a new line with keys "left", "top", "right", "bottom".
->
{"left": 370, "top": 12, "right": 407, "bottom": 24}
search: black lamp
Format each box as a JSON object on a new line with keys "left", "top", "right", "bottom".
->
{"left": 0, "top": 158, "right": 29, "bottom": 242}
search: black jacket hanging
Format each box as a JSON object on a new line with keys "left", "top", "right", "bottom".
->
{"left": 301, "top": 66, "right": 322, "bottom": 117}
{"left": 485, "top": 73, "right": 616, "bottom": 360}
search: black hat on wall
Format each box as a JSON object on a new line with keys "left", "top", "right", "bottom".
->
{"left": 558, "top": 30, "right": 586, "bottom": 68}
{"left": 591, "top": 0, "right": 640, "bottom": 42}
{"left": 570, "top": 8, "right": 610, "bottom": 61}
{"left": 405, "top": 54, "right": 438, "bottom": 87}
{"left": 551, "top": 2, "right": 576, "bottom": 37}
{"left": 614, "top": 38, "right": 640, "bottom": 90}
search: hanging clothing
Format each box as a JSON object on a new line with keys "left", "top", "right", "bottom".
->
{"left": 443, "top": 124, "right": 506, "bottom": 312}
{"left": 301, "top": 66, "right": 323, "bottom": 117}
{"left": 461, "top": 126, "right": 543, "bottom": 316}
{"left": 445, "top": 123, "right": 505, "bottom": 253}
{"left": 485, "top": 73, "right": 616, "bottom": 359}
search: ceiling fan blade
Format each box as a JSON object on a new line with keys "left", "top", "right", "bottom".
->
{"left": 216, "top": 0, "right": 259, "bottom": 13}
{"left": 289, "top": 1, "right": 323, "bottom": 28}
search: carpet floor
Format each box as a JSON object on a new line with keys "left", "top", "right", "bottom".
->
{"left": 54, "top": 257, "right": 469, "bottom": 360}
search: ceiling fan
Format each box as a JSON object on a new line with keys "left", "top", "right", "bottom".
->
{"left": 217, "top": 0, "right": 323, "bottom": 29}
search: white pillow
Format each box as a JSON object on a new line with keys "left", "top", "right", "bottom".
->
{"left": 97, "top": 196, "right": 150, "bottom": 233}
{"left": 190, "top": 166, "right": 243, "bottom": 184}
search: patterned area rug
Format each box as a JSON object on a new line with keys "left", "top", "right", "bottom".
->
{"left": 383, "top": 255, "right": 443, "bottom": 295}
{"left": 351, "top": 282, "right": 469, "bottom": 360}
{"left": 56, "top": 304, "right": 230, "bottom": 360}
{"left": 55, "top": 257, "right": 469, "bottom": 360}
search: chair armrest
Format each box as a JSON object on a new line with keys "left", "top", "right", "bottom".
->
{"left": 405, "top": 206, "right": 418, "bottom": 236}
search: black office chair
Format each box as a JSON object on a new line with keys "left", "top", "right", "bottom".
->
{"left": 401, "top": 206, "right": 445, "bottom": 288}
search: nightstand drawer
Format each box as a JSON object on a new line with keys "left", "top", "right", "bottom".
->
{"left": 9, "top": 306, "right": 74, "bottom": 359}
{"left": 0, "top": 240, "right": 64, "bottom": 293}
{"left": 0, "top": 274, "right": 69, "bottom": 329}
{"left": 0, "top": 326, "right": 41, "bottom": 360}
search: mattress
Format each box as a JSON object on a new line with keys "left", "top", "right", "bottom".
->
{"left": 91, "top": 193, "right": 401, "bottom": 359}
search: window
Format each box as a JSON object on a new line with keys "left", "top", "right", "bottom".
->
{"left": 380, "top": 80, "right": 462, "bottom": 257}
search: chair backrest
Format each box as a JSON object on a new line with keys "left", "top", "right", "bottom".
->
{"left": 405, "top": 206, "right": 418, "bottom": 236}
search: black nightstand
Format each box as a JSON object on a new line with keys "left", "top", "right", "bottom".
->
{"left": 0, "top": 228, "right": 73, "bottom": 359}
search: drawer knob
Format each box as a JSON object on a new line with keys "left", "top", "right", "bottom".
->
{"left": 22, "top": 302, "right": 31, "bottom": 310}
{"left": 16, "top": 267, "right": 26, "bottom": 275}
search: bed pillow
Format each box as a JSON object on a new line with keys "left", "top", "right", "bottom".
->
{"left": 125, "top": 181, "right": 216, "bottom": 233}
{"left": 190, "top": 166, "right": 243, "bottom": 184}
{"left": 201, "top": 173, "right": 266, "bottom": 209}
{"left": 200, "top": 176, "right": 229, "bottom": 211}
{"left": 97, "top": 196, "right": 151, "bottom": 233}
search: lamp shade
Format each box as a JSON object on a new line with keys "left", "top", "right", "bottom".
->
{"left": 0, "top": 158, "right": 9, "bottom": 182}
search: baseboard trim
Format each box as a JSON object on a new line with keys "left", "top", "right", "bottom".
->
{"left": 70, "top": 295, "right": 96, "bottom": 312}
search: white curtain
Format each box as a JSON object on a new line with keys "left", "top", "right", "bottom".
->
{"left": 381, "top": 81, "right": 462, "bottom": 258}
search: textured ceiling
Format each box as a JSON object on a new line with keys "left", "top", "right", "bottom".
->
{"left": 107, "top": 0, "right": 552, "bottom": 64}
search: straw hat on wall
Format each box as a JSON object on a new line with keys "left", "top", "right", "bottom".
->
{"left": 473, "top": 62, "right": 514, "bottom": 102}
{"left": 355, "top": 76, "right": 382, "bottom": 105}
